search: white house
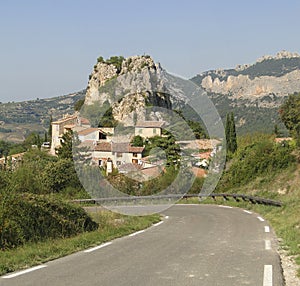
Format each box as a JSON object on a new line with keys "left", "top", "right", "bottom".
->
{"left": 77, "top": 128, "right": 107, "bottom": 142}
{"left": 93, "top": 142, "right": 144, "bottom": 168}
{"left": 50, "top": 113, "right": 90, "bottom": 155}
{"left": 134, "top": 121, "right": 165, "bottom": 138}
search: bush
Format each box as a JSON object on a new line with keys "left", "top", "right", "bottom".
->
{"left": 0, "top": 193, "right": 98, "bottom": 250}
{"left": 219, "top": 136, "right": 295, "bottom": 190}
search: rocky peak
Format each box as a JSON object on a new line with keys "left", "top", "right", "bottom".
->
{"left": 83, "top": 55, "right": 172, "bottom": 126}
{"left": 85, "top": 55, "right": 163, "bottom": 106}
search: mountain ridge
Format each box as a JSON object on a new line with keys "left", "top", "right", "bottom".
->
{"left": 1, "top": 50, "right": 300, "bottom": 141}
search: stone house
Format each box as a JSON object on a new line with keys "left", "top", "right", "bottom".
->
{"left": 50, "top": 113, "right": 90, "bottom": 154}
{"left": 134, "top": 121, "right": 165, "bottom": 138}
{"left": 93, "top": 142, "right": 144, "bottom": 168}
{"left": 77, "top": 128, "right": 107, "bottom": 142}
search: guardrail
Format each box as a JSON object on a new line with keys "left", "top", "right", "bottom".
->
{"left": 72, "top": 193, "right": 282, "bottom": 207}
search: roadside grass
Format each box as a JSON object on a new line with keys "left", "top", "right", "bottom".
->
{"left": 0, "top": 209, "right": 160, "bottom": 276}
{"left": 179, "top": 165, "right": 300, "bottom": 276}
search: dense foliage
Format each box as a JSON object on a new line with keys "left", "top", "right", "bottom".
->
{"left": 225, "top": 112, "right": 237, "bottom": 154}
{"left": 280, "top": 92, "right": 300, "bottom": 145}
{"left": 96, "top": 55, "right": 125, "bottom": 73}
{"left": 0, "top": 193, "right": 98, "bottom": 249}
{"left": 218, "top": 135, "right": 295, "bottom": 191}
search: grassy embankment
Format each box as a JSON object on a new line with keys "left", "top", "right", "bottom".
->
{"left": 0, "top": 194, "right": 160, "bottom": 276}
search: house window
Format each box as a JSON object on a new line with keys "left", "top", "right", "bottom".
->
{"left": 98, "top": 160, "right": 102, "bottom": 166}
{"left": 117, "top": 152, "right": 122, "bottom": 157}
{"left": 139, "top": 128, "right": 143, "bottom": 134}
{"left": 133, "top": 153, "right": 138, "bottom": 158}
{"left": 153, "top": 128, "right": 157, "bottom": 134}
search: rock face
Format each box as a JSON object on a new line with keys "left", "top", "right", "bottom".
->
{"left": 84, "top": 55, "right": 172, "bottom": 126}
{"left": 196, "top": 50, "right": 300, "bottom": 108}
{"left": 201, "top": 70, "right": 300, "bottom": 107}
{"left": 190, "top": 50, "right": 300, "bottom": 134}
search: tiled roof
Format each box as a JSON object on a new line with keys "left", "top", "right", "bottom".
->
{"left": 135, "top": 121, "right": 165, "bottom": 128}
{"left": 94, "top": 142, "right": 144, "bottom": 153}
{"left": 77, "top": 128, "right": 99, "bottom": 136}
{"left": 94, "top": 142, "right": 111, "bottom": 152}
{"left": 52, "top": 114, "right": 77, "bottom": 124}
{"left": 80, "top": 117, "right": 90, "bottom": 125}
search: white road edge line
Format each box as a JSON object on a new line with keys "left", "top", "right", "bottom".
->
{"left": 265, "top": 226, "right": 270, "bottom": 233}
{"left": 129, "top": 230, "right": 145, "bottom": 237}
{"left": 84, "top": 242, "right": 112, "bottom": 253}
{"left": 257, "top": 216, "right": 265, "bottom": 222}
{"left": 265, "top": 240, "right": 271, "bottom": 250}
{"left": 218, "top": 205, "right": 233, "bottom": 209}
{"left": 2, "top": 265, "right": 47, "bottom": 279}
{"left": 243, "top": 210, "right": 252, "bottom": 214}
{"left": 263, "top": 265, "right": 273, "bottom": 286}
{"left": 153, "top": 221, "right": 164, "bottom": 227}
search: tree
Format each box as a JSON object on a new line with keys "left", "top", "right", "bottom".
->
{"left": 55, "top": 130, "right": 73, "bottom": 159}
{"left": 131, "top": 135, "right": 144, "bottom": 147}
{"left": 225, "top": 112, "right": 237, "bottom": 154}
{"left": 48, "top": 115, "right": 53, "bottom": 141}
{"left": 280, "top": 93, "right": 300, "bottom": 145}
{"left": 74, "top": 98, "right": 85, "bottom": 111}
{"left": 98, "top": 106, "right": 118, "bottom": 127}
{"left": 43, "top": 159, "right": 82, "bottom": 193}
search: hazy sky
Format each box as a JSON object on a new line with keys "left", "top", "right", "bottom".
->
{"left": 1, "top": 0, "right": 300, "bottom": 103}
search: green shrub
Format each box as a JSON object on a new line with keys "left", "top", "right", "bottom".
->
{"left": 219, "top": 136, "right": 296, "bottom": 190}
{"left": 0, "top": 193, "right": 98, "bottom": 250}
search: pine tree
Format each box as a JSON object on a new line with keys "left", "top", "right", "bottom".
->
{"left": 225, "top": 112, "right": 237, "bottom": 154}
{"left": 230, "top": 112, "right": 237, "bottom": 153}
{"left": 48, "top": 115, "right": 53, "bottom": 140}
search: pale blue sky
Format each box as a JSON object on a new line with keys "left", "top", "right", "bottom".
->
{"left": 1, "top": 0, "right": 300, "bottom": 102}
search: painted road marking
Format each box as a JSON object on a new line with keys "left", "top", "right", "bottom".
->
{"left": 218, "top": 205, "right": 233, "bottom": 209}
{"left": 84, "top": 242, "right": 112, "bottom": 253}
{"left": 263, "top": 265, "right": 273, "bottom": 286}
{"left": 129, "top": 230, "right": 145, "bottom": 237}
{"left": 257, "top": 216, "right": 265, "bottom": 222}
{"left": 2, "top": 265, "right": 47, "bottom": 279}
{"left": 265, "top": 240, "right": 271, "bottom": 250}
{"left": 243, "top": 210, "right": 252, "bottom": 214}
{"left": 153, "top": 221, "right": 164, "bottom": 227}
{"left": 265, "top": 226, "right": 270, "bottom": 233}
{"left": 165, "top": 216, "right": 169, "bottom": 219}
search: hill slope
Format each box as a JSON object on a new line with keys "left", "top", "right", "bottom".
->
{"left": 191, "top": 51, "right": 300, "bottom": 134}
{"left": 0, "top": 91, "right": 85, "bottom": 142}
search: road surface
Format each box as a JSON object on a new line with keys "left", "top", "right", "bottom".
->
{"left": 0, "top": 205, "right": 283, "bottom": 286}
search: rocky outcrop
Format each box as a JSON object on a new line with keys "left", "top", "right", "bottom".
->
{"left": 198, "top": 51, "right": 300, "bottom": 108}
{"left": 202, "top": 70, "right": 300, "bottom": 105}
{"left": 85, "top": 56, "right": 163, "bottom": 106}
{"left": 84, "top": 55, "right": 172, "bottom": 126}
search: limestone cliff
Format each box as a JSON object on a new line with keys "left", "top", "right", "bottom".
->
{"left": 193, "top": 50, "right": 300, "bottom": 108}
{"left": 84, "top": 55, "right": 172, "bottom": 126}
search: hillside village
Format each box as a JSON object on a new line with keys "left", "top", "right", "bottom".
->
{"left": 50, "top": 112, "right": 217, "bottom": 180}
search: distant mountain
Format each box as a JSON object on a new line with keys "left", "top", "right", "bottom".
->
{"left": 0, "top": 91, "right": 85, "bottom": 142}
{"left": 191, "top": 50, "right": 300, "bottom": 134}
{"left": 2, "top": 50, "right": 300, "bottom": 142}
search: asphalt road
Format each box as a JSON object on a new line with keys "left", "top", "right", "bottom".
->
{"left": 0, "top": 205, "right": 283, "bottom": 286}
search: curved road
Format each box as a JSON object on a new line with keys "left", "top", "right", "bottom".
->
{"left": 1, "top": 205, "right": 283, "bottom": 286}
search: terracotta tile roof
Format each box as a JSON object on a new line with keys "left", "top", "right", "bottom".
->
{"left": 192, "top": 151, "right": 211, "bottom": 160}
{"left": 94, "top": 142, "right": 144, "bottom": 153}
{"left": 80, "top": 117, "right": 90, "bottom": 125}
{"left": 135, "top": 121, "right": 165, "bottom": 128}
{"left": 77, "top": 128, "right": 99, "bottom": 136}
{"left": 52, "top": 114, "right": 77, "bottom": 124}
{"left": 64, "top": 124, "right": 76, "bottom": 129}
{"left": 94, "top": 142, "right": 111, "bottom": 152}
